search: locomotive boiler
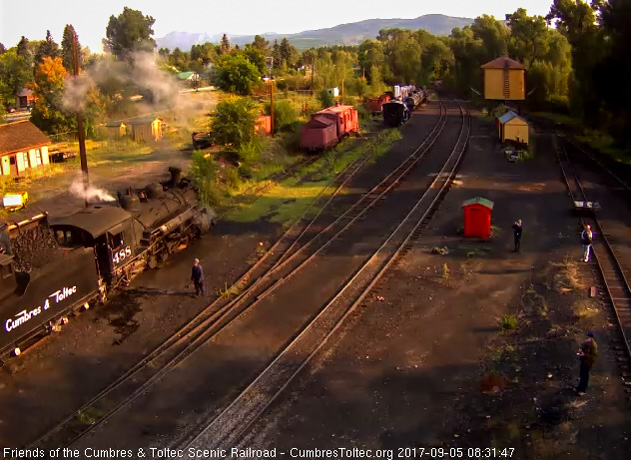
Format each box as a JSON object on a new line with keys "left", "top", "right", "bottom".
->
{"left": 0, "top": 167, "right": 216, "bottom": 357}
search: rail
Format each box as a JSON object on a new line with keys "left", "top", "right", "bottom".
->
{"left": 25, "top": 101, "right": 449, "bottom": 451}
{"left": 180, "top": 101, "right": 470, "bottom": 450}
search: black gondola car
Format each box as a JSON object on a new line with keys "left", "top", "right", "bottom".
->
{"left": 383, "top": 101, "right": 410, "bottom": 127}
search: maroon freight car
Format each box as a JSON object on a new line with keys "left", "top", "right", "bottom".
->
{"left": 300, "top": 115, "right": 338, "bottom": 151}
{"left": 300, "top": 104, "right": 359, "bottom": 152}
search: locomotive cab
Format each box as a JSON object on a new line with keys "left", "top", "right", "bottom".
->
{"left": 50, "top": 206, "right": 136, "bottom": 283}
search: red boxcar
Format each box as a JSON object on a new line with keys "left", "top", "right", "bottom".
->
{"left": 319, "top": 105, "right": 359, "bottom": 138}
{"left": 300, "top": 104, "right": 359, "bottom": 151}
{"left": 364, "top": 94, "right": 391, "bottom": 114}
{"left": 255, "top": 115, "right": 271, "bottom": 135}
{"left": 300, "top": 115, "right": 338, "bottom": 151}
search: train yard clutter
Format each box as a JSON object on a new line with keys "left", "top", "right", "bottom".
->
{"left": 481, "top": 56, "right": 526, "bottom": 101}
{"left": 497, "top": 111, "right": 529, "bottom": 145}
{"left": 462, "top": 197, "right": 494, "bottom": 239}
{"left": 0, "top": 120, "right": 51, "bottom": 178}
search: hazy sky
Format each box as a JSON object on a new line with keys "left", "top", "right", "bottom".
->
{"left": 0, "top": 0, "right": 555, "bottom": 52}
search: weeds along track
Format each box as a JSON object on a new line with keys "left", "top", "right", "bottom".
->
{"left": 180, "top": 102, "right": 471, "bottom": 451}
{"left": 555, "top": 138, "right": 631, "bottom": 396}
{"left": 25, "top": 102, "right": 448, "bottom": 452}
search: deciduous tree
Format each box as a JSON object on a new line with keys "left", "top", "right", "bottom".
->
{"left": 103, "top": 7, "right": 156, "bottom": 57}
{"left": 213, "top": 52, "right": 261, "bottom": 95}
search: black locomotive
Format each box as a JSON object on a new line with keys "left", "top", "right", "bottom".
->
{"left": 0, "top": 167, "right": 216, "bottom": 356}
{"left": 383, "top": 100, "right": 411, "bottom": 127}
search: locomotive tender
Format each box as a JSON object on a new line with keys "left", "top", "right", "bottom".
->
{"left": 0, "top": 167, "right": 216, "bottom": 357}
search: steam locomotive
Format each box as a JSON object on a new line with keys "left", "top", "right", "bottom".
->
{"left": 0, "top": 167, "right": 216, "bottom": 357}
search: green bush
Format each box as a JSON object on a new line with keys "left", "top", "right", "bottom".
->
{"left": 318, "top": 89, "right": 335, "bottom": 109}
{"left": 264, "top": 100, "right": 297, "bottom": 133}
{"left": 238, "top": 164, "right": 254, "bottom": 180}
{"left": 356, "top": 104, "right": 370, "bottom": 121}
{"left": 222, "top": 166, "right": 241, "bottom": 189}
{"left": 237, "top": 138, "right": 263, "bottom": 164}
{"left": 211, "top": 97, "right": 260, "bottom": 151}
{"left": 188, "top": 150, "right": 220, "bottom": 206}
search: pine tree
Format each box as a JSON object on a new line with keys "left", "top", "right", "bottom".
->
{"left": 61, "top": 25, "right": 78, "bottom": 71}
{"left": 0, "top": 43, "right": 6, "bottom": 55}
{"left": 220, "top": 34, "right": 230, "bottom": 54}
{"left": 16, "top": 36, "right": 29, "bottom": 57}
{"left": 35, "top": 30, "right": 60, "bottom": 65}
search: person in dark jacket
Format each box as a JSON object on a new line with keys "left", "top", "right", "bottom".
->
{"left": 581, "top": 224, "right": 593, "bottom": 262}
{"left": 191, "top": 258, "right": 205, "bottom": 296}
{"left": 512, "top": 219, "right": 523, "bottom": 252}
{"left": 576, "top": 331, "right": 598, "bottom": 395}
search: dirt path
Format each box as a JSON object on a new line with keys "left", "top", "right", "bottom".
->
{"left": 239, "top": 112, "right": 631, "bottom": 459}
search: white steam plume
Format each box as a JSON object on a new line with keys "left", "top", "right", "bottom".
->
{"left": 70, "top": 177, "right": 116, "bottom": 203}
{"left": 63, "top": 51, "right": 182, "bottom": 114}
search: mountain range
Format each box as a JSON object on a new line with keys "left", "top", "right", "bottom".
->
{"left": 156, "top": 14, "right": 473, "bottom": 51}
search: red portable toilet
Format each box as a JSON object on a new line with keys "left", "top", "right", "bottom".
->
{"left": 462, "top": 197, "right": 494, "bottom": 239}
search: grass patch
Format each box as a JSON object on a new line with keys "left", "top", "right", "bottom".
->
{"left": 549, "top": 257, "right": 584, "bottom": 293}
{"left": 75, "top": 406, "right": 104, "bottom": 426}
{"left": 225, "top": 127, "right": 399, "bottom": 225}
{"left": 576, "top": 130, "right": 630, "bottom": 165}
{"left": 458, "top": 244, "right": 492, "bottom": 258}
{"left": 498, "top": 314, "right": 518, "bottom": 331}
{"left": 532, "top": 111, "right": 581, "bottom": 128}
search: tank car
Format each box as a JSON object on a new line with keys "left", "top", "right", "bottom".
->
{"left": 0, "top": 167, "right": 216, "bottom": 357}
{"left": 383, "top": 100, "right": 411, "bottom": 127}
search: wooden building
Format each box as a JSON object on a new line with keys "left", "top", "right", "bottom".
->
{"left": 498, "top": 111, "right": 529, "bottom": 145}
{"left": 15, "top": 88, "right": 36, "bottom": 109}
{"left": 481, "top": 57, "right": 525, "bottom": 101}
{"left": 128, "top": 117, "right": 163, "bottom": 142}
{"left": 105, "top": 121, "right": 127, "bottom": 139}
{"left": 0, "top": 121, "right": 51, "bottom": 177}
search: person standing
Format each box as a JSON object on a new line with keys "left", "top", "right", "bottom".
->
{"left": 576, "top": 331, "right": 598, "bottom": 395}
{"left": 581, "top": 224, "right": 593, "bottom": 263}
{"left": 191, "top": 258, "right": 206, "bottom": 297}
{"left": 512, "top": 219, "right": 523, "bottom": 252}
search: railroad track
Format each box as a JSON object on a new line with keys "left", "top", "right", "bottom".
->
{"left": 24, "top": 101, "right": 448, "bottom": 451}
{"left": 554, "top": 137, "right": 631, "bottom": 397}
{"left": 179, "top": 102, "right": 470, "bottom": 451}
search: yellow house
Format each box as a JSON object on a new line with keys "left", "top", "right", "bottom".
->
{"left": 498, "top": 111, "right": 529, "bottom": 145}
{"left": 481, "top": 57, "right": 525, "bottom": 101}
{"left": 129, "top": 117, "right": 163, "bottom": 142}
{"left": 0, "top": 120, "right": 51, "bottom": 177}
{"left": 105, "top": 121, "right": 127, "bottom": 139}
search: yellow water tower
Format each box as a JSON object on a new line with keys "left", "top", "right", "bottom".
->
{"left": 481, "top": 57, "right": 525, "bottom": 101}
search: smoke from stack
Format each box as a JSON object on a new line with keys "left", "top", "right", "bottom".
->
{"left": 69, "top": 175, "right": 116, "bottom": 203}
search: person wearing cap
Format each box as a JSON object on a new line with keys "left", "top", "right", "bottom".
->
{"left": 191, "top": 258, "right": 205, "bottom": 296}
{"left": 576, "top": 331, "right": 598, "bottom": 395}
{"left": 512, "top": 219, "right": 523, "bottom": 252}
{"left": 581, "top": 224, "right": 593, "bottom": 263}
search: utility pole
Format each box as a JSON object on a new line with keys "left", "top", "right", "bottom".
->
{"left": 311, "top": 60, "right": 315, "bottom": 96}
{"left": 270, "top": 80, "right": 275, "bottom": 137}
{"left": 72, "top": 31, "right": 89, "bottom": 207}
{"left": 341, "top": 79, "right": 345, "bottom": 103}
